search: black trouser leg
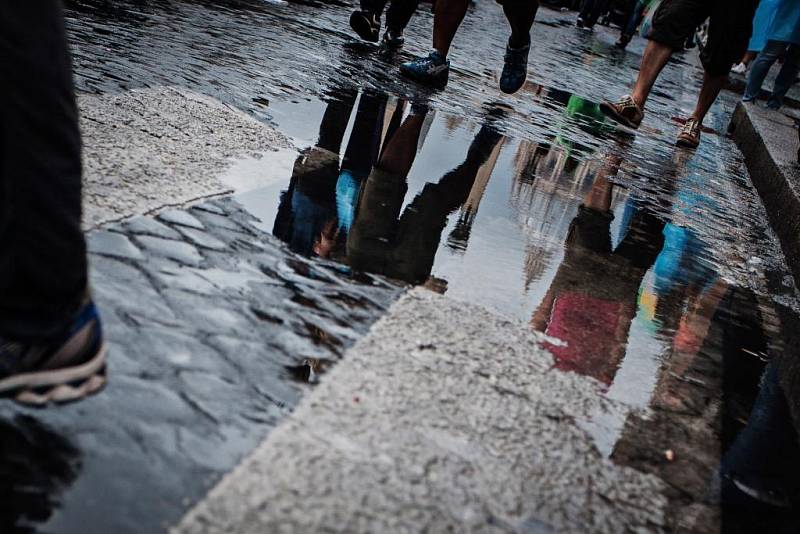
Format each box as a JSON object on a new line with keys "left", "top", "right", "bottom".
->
{"left": 386, "top": 0, "right": 420, "bottom": 33}
{"left": 0, "top": 1, "right": 87, "bottom": 341}
{"left": 360, "top": 0, "right": 391, "bottom": 15}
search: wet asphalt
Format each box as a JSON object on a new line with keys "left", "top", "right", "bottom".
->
{"left": 2, "top": 0, "right": 800, "bottom": 531}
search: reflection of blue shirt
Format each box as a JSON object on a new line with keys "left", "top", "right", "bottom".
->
{"left": 290, "top": 190, "right": 335, "bottom": 256}
{"left": 336, "top": 169, "right": 362, "bottom": 233}
{"left": 768, "top": 0, "right": 800, "bottom": 45}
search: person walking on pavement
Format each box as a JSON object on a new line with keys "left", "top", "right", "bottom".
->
{"left": 576, "top": 0, "right": 611, "bottom": 30}
{"left": 742, "top": 0, "right": 800, "bottom": 110}
{"left": 0, "top": 2, "right": 106, "bottom": 405}
{"left": 731, "top": 0, "right": 780, "bottom": 74}
{"left": 599, "top": 0, "right": 760, "bottom": 148}
{"left": 349, "top": 0, "right": 420, "bottom": 47}
{"left": 399, "top": 0, "right": 540, "bottom": 93}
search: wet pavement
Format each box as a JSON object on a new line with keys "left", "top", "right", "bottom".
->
{"left": 3, "top": 0, "right": 800, "bottom": 531}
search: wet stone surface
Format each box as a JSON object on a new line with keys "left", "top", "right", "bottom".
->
{"left": 5, "top": 0, "right": 798, "bottom": 531}
{"left": 0, "top": 197, "right": 401, "bottom": 534}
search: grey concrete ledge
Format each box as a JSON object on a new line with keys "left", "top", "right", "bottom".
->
{"left": 730, "top": 103, "right": 800, "bottom": 285}
{"left": 173, "top": 289, "right": 668, "bottom": 534}
{"left": 79, "top": 86, "right": 290, "bottom": 228}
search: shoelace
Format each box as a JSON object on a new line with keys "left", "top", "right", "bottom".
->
{"left": 680, "top": 119, "right": 699, "bottom": 136}
{"left": 617, "top": 95, "right": 639, "bottom": 111}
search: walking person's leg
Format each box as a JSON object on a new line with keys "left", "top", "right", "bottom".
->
{"left": 743, "top": 40, "right": 786, "bottom": 102}
{"left": 399, "top": 0, "right": 469, "bottom": 88}
{"left": 350, "top": 0, "right": 391, "bottom": 42}
{"left": 384, "top": 0, "right": 421, "bottom": 46}
{"left": 600, "top": 0, "right": 709, "bottom": 129}
{"left": 498, "top": 0, "right": 540, "bottom": 93}
{"left": 0, "top": 1, "right": 106, "bottom": 404}
{"left": 676, "top": 0, "right": 759, "bottom": 147}
{"left": 767, "top": 43, "right": 800, "bottom": 109}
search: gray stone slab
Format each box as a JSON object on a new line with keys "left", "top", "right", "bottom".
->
{"left": 173, "top": 289, "right": 668, "bottom": 534}
{"left": 177, "top": 227, "right": 227, "bottom": 251}
{"left": 135, "top": 235, "right": 203, "bottom": 266}
{"left": 159, "top": 209, "right": 206, "bottom": 230}
{"left": 123, "top": 217, "right": 183, "bottom": 240}
{"left": 87, "top": 230, "right": 144, "bottom": 260}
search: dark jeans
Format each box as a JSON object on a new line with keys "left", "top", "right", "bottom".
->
{"left": 743, "top": 40, "right": 800, "bottom": 109}
{"left": 360, "top": 0, "right": 420, "bottom": 33}
{"left": 579, "top": 0, "right": 611, "bottom": 27}
{"left": 0, "top": 1, "right": 87, "bottom": 340}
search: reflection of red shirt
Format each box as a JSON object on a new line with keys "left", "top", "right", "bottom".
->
{"left": 543, "top": 292, "right": 624, "bottom": 387}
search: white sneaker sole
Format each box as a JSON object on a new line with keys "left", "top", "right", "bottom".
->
{"left": 0, "top": 342, "right": 108, "bottom": 405}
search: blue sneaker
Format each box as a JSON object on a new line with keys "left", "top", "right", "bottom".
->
{"left": 0, "top": 299, "right": 106, "bottom": 405}
{"left": 500, "top": 41, "right": 529, "bottom": 94}
{"left": 399, "top": 51, "right": 450, "bottom": 88}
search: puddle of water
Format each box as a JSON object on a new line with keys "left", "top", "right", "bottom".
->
{"left": 42, "top": 0, "right": 800, "bottom": 528}
{"left": 228, "top": 84, "right": 800, "bottom": 521}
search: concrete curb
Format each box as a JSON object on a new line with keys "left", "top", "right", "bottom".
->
{"left": 729, "top": 102, "right": 800, "bottom": 431}
{"left": 729, "top": 102, "right": 800, "bottom": 285}
{"left": 172, "top": 289, "right": 669, "bottom": 534}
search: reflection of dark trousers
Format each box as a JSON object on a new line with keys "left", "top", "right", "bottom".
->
{"left": 360, "top": 0, "right": 420, "bottom": 32}
{"left": 0, "top": 2, "right": 87, "bottom": 340}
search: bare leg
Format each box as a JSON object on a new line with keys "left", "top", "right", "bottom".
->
{"left": 377, "top": 113, "right": 426, "bottom": 175}
{"left": 689, "top": 70, "right": 727, "bottom": 125}
{"left": 630, "top": 40, "right": 674, "bottom": 108}
{"left": 502, "top": 1, "right": 539, "bottom": 48}
{"left": 432, "top": 0, "right": 469, "bottom": 57}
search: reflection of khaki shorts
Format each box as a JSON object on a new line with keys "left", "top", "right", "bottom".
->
{"left": 650, "top": 0, "right": 760, "bottom": 75}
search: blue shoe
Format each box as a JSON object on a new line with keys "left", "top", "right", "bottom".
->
{"left": 0, "top": 299, "right": 106, "bottom": 405}
{"left": 399, "top": 51, "right": 450, "bottom": 88}
{"left": 500, "top": 41, "right": 529, "bottom": 94}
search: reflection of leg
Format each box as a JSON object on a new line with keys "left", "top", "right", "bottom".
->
{"left": 583, "top": 155, "right": 622, "bottom": 212}
{"left": 743, "top": 41, "right": 783, "bottom": 101}
{"left": 0, "top": 2, "right": 87, "bottom": 339}
{"left": 432, "top": 0, "right": 469, "bottom": 56}
{"left": 316, "top": 91, "right": 357, "bottom": 154}
{"left": 346, "top": 167, "right": 408, "bottom": 274}
{"left": 342, "top": 92, "right": 387, "bottom": 176}
{"left": 378, "top": 113, "right": 427, "bottom": 176}
{"left": 767, "top": 43, "right": 800, "bottom": 109}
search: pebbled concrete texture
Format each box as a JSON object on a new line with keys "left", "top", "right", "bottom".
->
{"left": 174, "top": 289, "right": 668, "bottom": 534}
{"left": 78, "top": 86, "right": 290, "bottom": 228}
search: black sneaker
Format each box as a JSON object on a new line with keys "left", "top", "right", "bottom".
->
{"left": 500, "top": 40, "right": 530, "bottom": 94}
{"left": 350, "top": 10, "right": 381, "bottom": 43}
{"left": 0, "top": 300, "right": 107, "bottom": 405}
{"left": 381, "top": 29, "right": 405, "bottom": 48}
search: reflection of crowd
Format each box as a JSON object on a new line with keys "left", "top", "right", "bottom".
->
{"left": 273, "top": 92, "right": 507, "bottom": 286}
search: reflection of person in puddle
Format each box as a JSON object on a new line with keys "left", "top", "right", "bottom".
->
{"left": 347, "top": 109, "right": 504, "bottom": 286}
{"left": 0, "top": 415, "right": 80, "bottom": 531}
{"left": 273, "top": 90, "right": 396, "bottom": 259}
{"left": 530, "top": 151, "right": 673, "bottom": 387}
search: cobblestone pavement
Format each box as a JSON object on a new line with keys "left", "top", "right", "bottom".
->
{"left": 0, "top": 198, "right": 401, "bottom": 533}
